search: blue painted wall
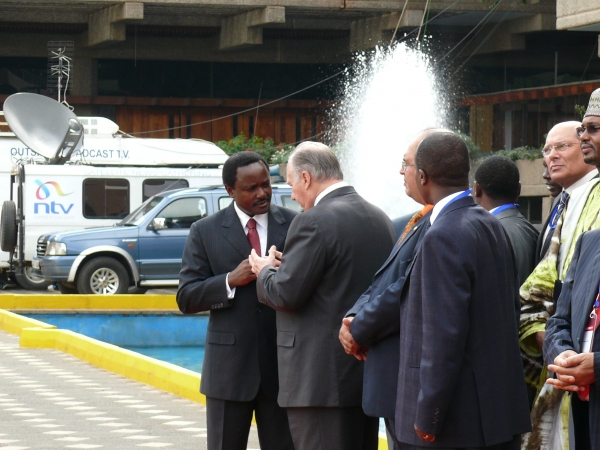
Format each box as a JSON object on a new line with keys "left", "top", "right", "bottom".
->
{"left": 24, "top": 314, "right": 208, "bottom": 347}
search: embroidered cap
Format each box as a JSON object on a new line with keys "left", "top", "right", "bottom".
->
{"left": 585, "top": 87, "right": 600, "bottom": 117}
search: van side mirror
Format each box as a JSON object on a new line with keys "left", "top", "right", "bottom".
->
{"left": 149, "top": 217, "right": 167, "bottom": 231}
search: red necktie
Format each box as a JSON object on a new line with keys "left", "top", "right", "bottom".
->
{"left": 247, "top": 218, "right": 261, "bottom": 256}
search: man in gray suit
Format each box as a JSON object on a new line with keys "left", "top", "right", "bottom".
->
{"left": 473, "top": 155, "right": 539, "bottom": 286}
{"left": 249, "top": 142, "right": 395, "bottom": 450}
{"left": 177, "top": 152, "right": 296, "bottom": 450}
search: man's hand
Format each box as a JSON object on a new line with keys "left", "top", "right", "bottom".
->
{"left": 249, "top": 246, "right": 281, "bottom": 276}
{"left": 547, "top": 351, "right": 595, "bottom": 392}
{"left": 339, "top": 318, "right": 368, "bottom": 361}
{"left": 535, "top": 331, "right": 545, "bottom": 350}
{"left": 414, "top": 425, "right": 435, "bottom": 442}
{"left": 228, "top": 259, "right": 256, "bottom": 288}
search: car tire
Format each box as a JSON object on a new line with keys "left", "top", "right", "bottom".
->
{"left": 77, "top": 257, "right": 130, "bottom": 295}
{"left": 14, "top": 265, "right": 52, "bottom": 291}
{"left": 57, "top": 282, "right": 79, "bottom": 294}
{"left": 1, "top": 200, "right": 17, "bottom": 253}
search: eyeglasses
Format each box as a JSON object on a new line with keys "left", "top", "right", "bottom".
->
{"left": 576, "top": 124, "right": 600, "bottom": 137}
{"left": 401, "top": 161, "right": 414, "bottom": 170}
{"left": 541, "top": 142, "right": 578, "bottom": 156}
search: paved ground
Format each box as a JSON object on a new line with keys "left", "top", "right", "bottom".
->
{"left": 0, "top": 330, "right": 261, "bottom": 449}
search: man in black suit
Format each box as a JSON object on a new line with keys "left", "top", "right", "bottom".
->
{"left": 177, "top": 152, "right": 296, "bottom": 450}
{"left": 473, "top": 155, "right": 538, "bottom": 286}
{"left": 249, "top": 141, "right": 395, "bottom": 450}
{"left": 339, "top": 128, "right": 445, "bottom": 449}
{"left": 395, "top": 132, "right": 531, "bottom": 449}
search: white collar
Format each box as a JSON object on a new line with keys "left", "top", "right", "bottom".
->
{"left": 430, "top": 190, "right": 470, "bottom": 225}
{"left": 233, "top": 202, "right": 269, "bottom": 230}
{"left": 314, "top": 181, "right": 349, "bottom": 206}
{"left": 564, "top": 169, "right": 598, "bottom": 195}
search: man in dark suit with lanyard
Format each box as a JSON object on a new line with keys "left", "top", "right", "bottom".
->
{"left": 395, "top": 132, "right": 531, "bottom": 449}
{"left": 250, "top": 142, "right": 395, "bottom": 450}
{"left": 177, "top": 152, "right": 296, "bottom": 450}
{"left": 339, "top": 128, "right": 445, "bottom": 449}
{"left": 473, "top": 155, "right": 538, "bottom": 286}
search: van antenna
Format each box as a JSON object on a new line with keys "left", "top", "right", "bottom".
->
{"left": 48, "top": 41, "right": 74, "bottom": 111}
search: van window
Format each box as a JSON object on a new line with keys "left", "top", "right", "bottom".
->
{"left": 83, "top": 179, "right": 129, "bottom": 219}
{"left": 155, "top": 197, "right": 207, "bottom": 229}
{"left": 143, "top": 179, "right": 189, "bottom": 201}
{"left": 219, "top": 197, "right": 233, "bottom": 210}
{"left": 281, "top": 195, "right": 302, "bottom": 212}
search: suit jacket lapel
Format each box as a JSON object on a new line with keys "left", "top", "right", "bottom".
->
{"left": 376, "top": 212, "right": 431, "bottom": 275}
{"left": 266, "top": 204, "right": 288, "bottom": 249}
{"left": 573, "top": 250, "right": 600, "bottom": 347}
{"left": 221, "top": 203, "right": 252, "bottom": 259}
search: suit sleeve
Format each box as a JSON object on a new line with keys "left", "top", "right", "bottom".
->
{"left": 176, "top": 221, "right": 230, "bottom": 314}
{"left": 257, "top": 213, "right": 326, "bottom": 312}
{"left": 350, "top": 277, "right": 403, "bottom": 347}
{"left": 543, "top": 234, "right": 582, "bottom": 365}
{"left": 346, "top": 287, "right": 372, "bottom": 317}
{"left": 414, "top": 227, "right": 472, "bottom": 435}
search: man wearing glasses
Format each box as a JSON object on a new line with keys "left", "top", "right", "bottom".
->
{"left": 543, "top": 95, "right": 600, "bottom": 450}
{"left": 521, "top": 113, "right": 600, "bottom": 448}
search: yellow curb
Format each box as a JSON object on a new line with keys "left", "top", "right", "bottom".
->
{"left": 20, "top": 327, "right": 205, "bottom": 405}
{"left": 0, "top": 309, "right": 56, "bottom": 335}
{"left": 0, "top": 294, "right": 178, "bottom": 310}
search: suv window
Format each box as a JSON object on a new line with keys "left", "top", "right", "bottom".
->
{"left": 155, "top": 197, "right": 207, "bottom": 229}
{"left": 143, "top": 179, "right": 189, "bottom": 201}
{"left": 83, "top": 179, "right": 129, "bottom": 219}
{"left": 281, "top": 195, "right": 302, "bottom": 212}
{"left": 219, "top": 196, "right": 233, "bottom": 210}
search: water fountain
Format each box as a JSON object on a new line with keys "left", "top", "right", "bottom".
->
{"left": 332, "top": 41, "right": 448, "bottom": 219}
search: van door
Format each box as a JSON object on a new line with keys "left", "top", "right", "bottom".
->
{"left": 137, "top": 196, "right": 208, "bottom": 282}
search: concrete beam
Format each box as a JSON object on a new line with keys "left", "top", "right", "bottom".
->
{"left": 463, "top": 13, "right": 555, "bottom": 56}
{"left": 557, "top": 0, "right": 600, "bottom": 31}
{"left": 88, "top": 3, "right": 144, "bottom": 47}
{"left": 219, "top": 6, "right": 285, "bottom": 50}
{"left": 350, "top": 10, "right": 423, "bottom": 52}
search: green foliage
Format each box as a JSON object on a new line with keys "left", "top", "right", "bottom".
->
{"left": 575, "top": 104, "right": 587, "bottom": 120}
{"left": 489, "top": 146, "right": 543, "bottom": 161}
{"left": 215, "top": 133, "right": 293, "bottom": 163}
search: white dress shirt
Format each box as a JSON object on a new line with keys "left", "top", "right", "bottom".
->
{"left": 314, "top": 181, "right": 349, "bottom": 206}
{"left": 430, "top": 190, "right": 470, "bottom": 225}
{"left": 226, "top": 202, "right": 269, "bottom": 298}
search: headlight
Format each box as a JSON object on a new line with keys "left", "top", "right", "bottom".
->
{"left": 45, "top": 242, "right": 67, "bottom": 256}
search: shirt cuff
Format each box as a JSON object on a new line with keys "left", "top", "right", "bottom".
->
{"left": 225, "top": 273, "right": 236, "bottom": 299}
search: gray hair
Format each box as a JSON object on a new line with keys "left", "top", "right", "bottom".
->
{"left": 288, "top": 142, "right": 343, "bottom": 183}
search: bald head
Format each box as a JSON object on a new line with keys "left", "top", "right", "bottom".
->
{"left": 545, "top": 121, "right": 594, "bottom": 189}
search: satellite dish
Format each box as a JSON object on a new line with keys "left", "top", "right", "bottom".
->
{"left": 3, "top": 93, "right": 84, "bottom": 164}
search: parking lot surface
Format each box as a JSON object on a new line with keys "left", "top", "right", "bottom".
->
{"left": 0, "top": 330, "right": 261, "bottom": 449}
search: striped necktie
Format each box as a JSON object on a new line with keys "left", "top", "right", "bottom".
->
{"left": 399, "top": 204, "right": 433, "bottom": 243}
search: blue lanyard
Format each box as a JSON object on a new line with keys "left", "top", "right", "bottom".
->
{"left": 438, "top": 189, "right": 471, "bottom": 216}
{"left": 491, "top": 203, "right": 519, "bottom": 216}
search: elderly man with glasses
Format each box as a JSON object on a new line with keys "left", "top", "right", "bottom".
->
{"left": 521, "top": 111, "right": 600, "bottom": 448}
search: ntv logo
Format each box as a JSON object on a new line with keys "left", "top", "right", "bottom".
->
{"left": 34, "top": 180, "right": 74, "bottom": 214}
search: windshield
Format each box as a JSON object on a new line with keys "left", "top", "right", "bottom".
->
{"left": 117, "top": 195, "right": 165, "bottom": 226}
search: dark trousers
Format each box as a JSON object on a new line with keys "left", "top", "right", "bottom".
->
{"left": 572, "top": 393, "right": 591, "bottom": 450}
{"left": 206, "top": 386, "right": 294, "bottom": 450}
{"left": 286, "top": 405, "right": 378, "bottom": 450}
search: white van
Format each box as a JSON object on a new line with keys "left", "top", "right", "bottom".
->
{"left": 1, "top": 114, "right": 227, "bottom": 290}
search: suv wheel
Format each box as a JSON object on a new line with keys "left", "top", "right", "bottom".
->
{"left": 15, "top": 265, "right": 51, "bottom": 291}
{"left": 77, "top": 257, "right": 130, "bottom": 295}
